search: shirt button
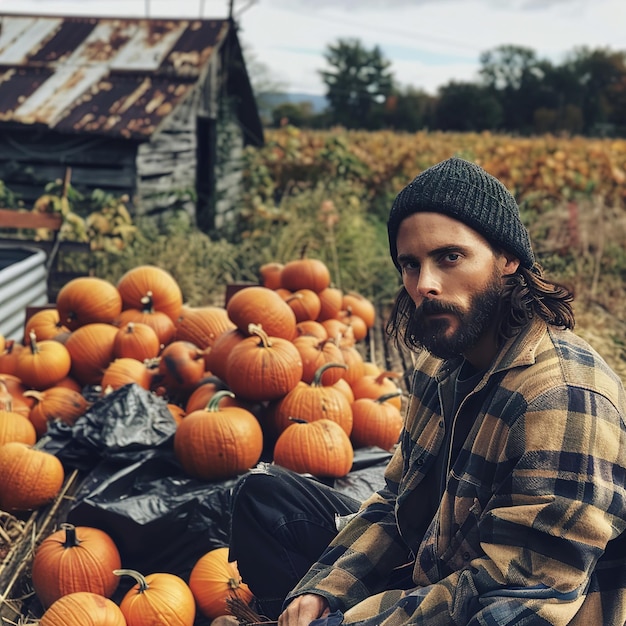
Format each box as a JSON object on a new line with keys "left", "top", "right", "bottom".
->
{"left": 438, "top": 420, "right": 444, "bottom": 428}
{"left": 463, "top": 552, "right": 471, "bottom": 561}
{"left": 417, "top": 459, "right": 424, "bottom": 466}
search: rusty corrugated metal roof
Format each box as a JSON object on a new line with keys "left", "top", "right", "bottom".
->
{"left": 0, "top": 13, "right": 230, "bottom": 140}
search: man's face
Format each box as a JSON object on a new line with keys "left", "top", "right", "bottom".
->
{"left": 395, "top": 212, "right": 518, "bottom": 361}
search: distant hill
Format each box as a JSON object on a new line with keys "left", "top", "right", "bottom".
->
{"left": 259, "top": 92, "right": 328, "bottom": 115}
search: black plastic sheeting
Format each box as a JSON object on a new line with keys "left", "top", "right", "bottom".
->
{"left": 37, "top": 384, "right": 391, "bottom": 625}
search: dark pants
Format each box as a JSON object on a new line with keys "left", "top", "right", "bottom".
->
{"left": 228, "top": 464, "right": 361, "bottom": 620}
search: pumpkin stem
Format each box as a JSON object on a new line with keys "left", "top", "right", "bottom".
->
{"left": 312, "top": 362, "right": 347, "bottom": 387}
{"left": 375, "top": 371, "right": 401, "bottom": 384}
{"left": 207, "top": 389, "right": 236, "bottom": 412}
{"left": 60, "top": 523, "right": 81, "bottom": 548}
{"left": 113, "top": 568, "right": 150, "bottom": 593}
{"left": 376, "top": 391, "right": 403, "bottom": 404}
{"left": 248, "top": 323, "right": 272, "bottom": 347}
{"left": 0, "top": 380, "right": 13, "bottom": 411}
{"left": 28, "top": 330, "right": 39, "bottom": 354}
{"left": 288, "top": 416, "right": 308, "bottom": 424}
{"left": 140, "top": 291, "right": 155, "bottom": 313}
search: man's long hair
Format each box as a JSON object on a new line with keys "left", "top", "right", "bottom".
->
{"left": 386, "top": 263, "right": 575, "bottom": 353}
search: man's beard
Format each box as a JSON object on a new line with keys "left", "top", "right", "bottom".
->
{"left": 408, "top": 271, "right": 503, "bottom": 360}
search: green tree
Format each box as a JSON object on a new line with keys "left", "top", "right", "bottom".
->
{"left": 435, "top": 81, "right": 502, "bottom": 131}
{"left": 381, "top": 86, "right": 435, "bottom": 131}
{"left": 320, "top": 38, "right": 394, "bottom": 130}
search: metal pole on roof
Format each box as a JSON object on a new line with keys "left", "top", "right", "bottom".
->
{"left": 145, "top": 0, "right": 150, "bottom": 17}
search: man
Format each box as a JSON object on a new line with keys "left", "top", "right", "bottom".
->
{"left": 227, "top": 157, "right": 626, "bottom": 626}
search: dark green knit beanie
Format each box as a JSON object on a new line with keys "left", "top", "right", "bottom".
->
{"left": 387, "top": 157, "right": 535, "bottom": 269}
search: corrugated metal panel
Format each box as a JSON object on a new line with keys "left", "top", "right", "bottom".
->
{"left": 0, "top": 245, "right": 48, "bottom": 341}
{"left": 0, "top": 13, "right": 229, "bottom": 140}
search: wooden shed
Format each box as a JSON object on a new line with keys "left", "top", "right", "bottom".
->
{"left": 0, "top": 12, "right": 264, "bottom": 232}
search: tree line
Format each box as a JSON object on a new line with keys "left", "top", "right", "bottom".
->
{"left": 264, "top": 39, "right": 626, "bottom": 136}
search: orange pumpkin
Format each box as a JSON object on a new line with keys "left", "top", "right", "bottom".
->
{"left": 225, "top": 324, "right": 303, "bottom": 401}
{"left": 174, "top": 391, "right": 263, "bottom": 481}
{"left": 280, "top": 258, "right": 331, "bottom": 293}
{"left": 273, "top": 418, "right": 354, "bottom": 478}
{"left": 14, "top": 330, "right": 72, "bottom": 390}
{"left": 284, "top": 289, "right": 322, "bottom": 323}
{"left": 226, "top": 286, "right": 297, "bottom": 341}
{"left": 115, "top": 568, "right": 196, "bottom": 626}
{"left": 101, "top": 358, "right": 154, "bottom": 392}
{"left": 0, "top": 442, "right": 64, "bottom": 511}
{"left": 24, "top": 386, "right": 89, "bottom": 438}
{"left": 316, "top": 287, "right": 344, "bottom": 322}
{"left": 31, "top": 523, "right": 122, "bottom": 608}
{"left": 116, "top": 265, "right": 183, "bottom": 322}
{"left": 56, "top": 277, "right": 123, "bottom": 331}
{"left": 265, "top": 363, "right": 352, "bottom": 440}
{"left": 350, "top": 392, "right": 404, "bottom": 452}
{"left": 0, "top": 407, "right": 37, "bottom": 445}
{"left": 24, "top": 308, "right": 70, "bottom": 344}
{"left": 0, "top": 375, "right": 32, "bottom": 417}
{"left": 158, "top": 340, "right": 206, "bottom": 395}
{"left": 292, "top": 336, "right": 346, "bottom": 385}
{"left": 189, "top": 547, "right": 254, "bottom": 619}
{"left": 351, "top": 370, "right": 404, "bottom": 410}
{"left": 65, "top": 323, "right": 118, "bottom": 387}
{"left": 113, "top": 322, "right": 161, "bottom": 361}
{"left": 203, "top": 328, "right": 246, "bottom": 381}
{"left": 341, "top": 292, "right": 376, "bottom": 329}
{"left": 258, "top": 261, "right": 284, "bottom": 290}
{"left": 175, "top": 306, "right": 236, "bottom": 351}
{"left": 39, "top": 591, "right": 127, "bottom": 626}
{"left": 0, "top": 340, "right": 24, "bottom": 376}
{"left": 294, "top": 320, "right": 328, "bottom": 341}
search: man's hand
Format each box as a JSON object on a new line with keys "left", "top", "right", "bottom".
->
{"left": 278, "top": 593, "right": 330, "bottom": 626}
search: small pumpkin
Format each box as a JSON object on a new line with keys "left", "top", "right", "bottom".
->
{"left": 0, "top": 406, "right": 37, "bottom": 446}
{"left": 316, "top": 287, "right": 344, "bottom": 322}
{"left": 189, "top": 546, "right": 254, "bottom": 619}
{"left": 24, "top": 386, "right": 89, "bottom": 438}
{"left": 284, "top": 289, "right": 322, "bottom": 323}
{"left": 226, "top": 286, "right": 297, "bottom": 341}
{"left": 158, "top": 340, "right": 206, "bottom": 395}
{"left": 117, "top": 293, "right": 177, "bottom": 347}
{"left": 292, "top": 336, "right": 346, "bottom": 385}
{"left": 341, "top": 292, "right": 376, "bottom": 329}
{"left": 113, "top": 321, "right": 161, "bottom": 361}
{"left": 114, "top": 568, "right": 196, "bottom": 626}
{"left": 265, "top": 363, "right": 352, "bottom": 441}
{"left": 273, "top": 418, "right": 354, "bottom": 478}
{"left": 350, "top": 392, "right": 404, "bottom": 452}
{"left": 101, "top": 357, "right": 154, "bottom": 392}
{"left": 0, "top": 340, "right": 24, "bottom": 376}
{"left": 24, "top": 308, "right": 70, "bottom": 344}
{"left": 0, "top": 441, "right": 64, "bottom": 511}
{"left": 175, "top": 305, "right": 236, "bottom": 351}
{"left": 31, "top": 523, "right": 122, "bottom": 608}
{"left": 39, "top": 591, "right": 127, "bottom": 626}
{"left": 174, "top": 390, "right": 263, "bottom": 481}
{"left": 258, "top": 261, "right": 284, "bottom": 290}
{"left": 351, "top": 370, "right": 404, "bottom": 410}
{"left": 14, "top": 330, "right": 72, "bottom": 390}
{"left": 225, "top": 324, "right": 303, "bottom": 402}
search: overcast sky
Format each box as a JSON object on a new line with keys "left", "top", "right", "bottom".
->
{"left": 1, "top": 0, "right": 623, "bottom": 95}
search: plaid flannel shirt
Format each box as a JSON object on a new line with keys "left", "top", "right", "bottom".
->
{"left": 287, "top": 318, "right": 626, "bottom": 625}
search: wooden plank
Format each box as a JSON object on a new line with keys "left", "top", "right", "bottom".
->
{"left": 0, "top": 209, "right": 63, "bottom": 231}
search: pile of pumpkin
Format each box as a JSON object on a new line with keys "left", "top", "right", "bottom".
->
{"left": 0, "top": 258, "right": 406, "bottom": 625}
{"left": 27, "top": 522, "right": 252, "bottom": 625}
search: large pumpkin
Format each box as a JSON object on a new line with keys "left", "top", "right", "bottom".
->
{"left": 280, "top": 258, "right": 331, "bottom": 293}
{"left": 0, "top": 407, "right": 37, "bottom": 446}
{"left": 113, "top": 322, "right": 161, "bottom": 361}
{"left": 350, "top": 370, "right": 404, "bottom": 410}
{"left": 56, "top": 277, "right": 122, "bottom": 331}
{"left": 225, "top": 324, "right": 302, "bottom": 402}
{"left": 23, "top": 308, "right": 70, "bottom": 344}
{"left": 39, "top": 591, "right": 127, "bottom": 626}
{"left": 0, "top": 442, "right": 64, "bottom": 511}
{"left": 174, "top": 391, "right": 263, "bottom": 481}
{"left": 31, "top": 523, "right": 122, "bottom": 608}
{"left": 189, "top": 547, "right": 254, "bottom": 619}
{"left": 273, "top": 418, "right": 354, "bottom": 478}
{"left": 116, "top": 265, "right": 183, "bottom": 322}
{"left": 292, "top": 336, "right": 346, "bottom": 385}
{"left": 115, "top": 568, "right": 196, "bottom": 626}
